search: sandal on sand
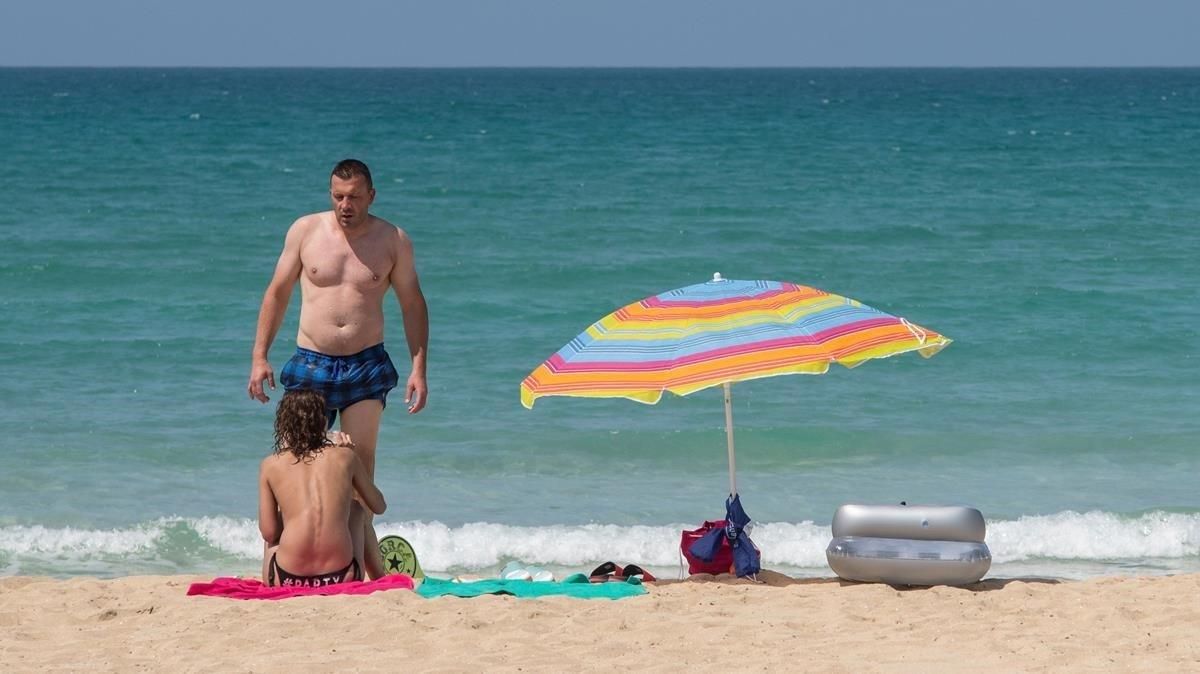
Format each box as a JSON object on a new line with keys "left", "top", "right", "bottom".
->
{"left": 501, "top": 561, "right": 533, "bottom": 581}
{"left": 588, "top": 561, "right": 619, "bottom": 583}
{"left": 589, "top": 562, "right": 655, "bottom": 584}
{"left": 618, "top": 564, "right": 656, "bottom": 583}
{"left": 500, "top": 562, "right": 555, "bottom": 582}
{"left": 528, "top": 566, "right": 555, "bottom": 582}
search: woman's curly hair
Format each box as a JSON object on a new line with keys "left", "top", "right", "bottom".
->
{"left": 273, "top": 389, "right": 331, "bottom": 461}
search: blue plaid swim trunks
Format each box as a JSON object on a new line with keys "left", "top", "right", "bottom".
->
{"left": 280, "top": 344, "right": 400, "bottom": 426}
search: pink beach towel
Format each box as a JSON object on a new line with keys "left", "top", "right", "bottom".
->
{"left": 187, "top": 574, "right": 414, "bottom": 600}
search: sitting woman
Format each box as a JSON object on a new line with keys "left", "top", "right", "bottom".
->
{"left": 259, "top": 389, "right": 387, "bottom": 586}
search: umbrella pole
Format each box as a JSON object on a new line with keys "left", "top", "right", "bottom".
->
{"left": 724, "top": 382, "right": 737, "bottom": 496}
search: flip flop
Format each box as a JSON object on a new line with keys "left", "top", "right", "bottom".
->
{"left": 528, "top": 566, "right": 555, "bottom": 582}
{"left": 588, "top": 561, "right": 619, "bottom": 583}
{"left": 501, "top": 561, "right": 533, "bottom": 581}
{"left": 378, "top": 535, "right": 425, "bottom": 580}
{"left": 619, "top": 564, "right": 657, "bottom": 583}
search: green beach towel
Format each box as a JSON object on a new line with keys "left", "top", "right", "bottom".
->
{"left": 417, "top": 576, "right": 647, "bottom": 600}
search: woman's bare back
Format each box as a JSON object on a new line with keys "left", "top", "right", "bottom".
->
{"left": 260, "top": 447, "right": 361, "bottom": 575}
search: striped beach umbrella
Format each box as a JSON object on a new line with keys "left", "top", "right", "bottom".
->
{"left": 521, "top": 274, "right": 952, "bottom": 496}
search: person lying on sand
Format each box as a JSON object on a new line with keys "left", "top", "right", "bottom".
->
{"left": 258, "top": 389, "right": 387, "bottom": 587}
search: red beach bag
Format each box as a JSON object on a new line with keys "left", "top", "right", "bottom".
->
{"left": 680, "top": 520, "right": 735, "bottom": 575}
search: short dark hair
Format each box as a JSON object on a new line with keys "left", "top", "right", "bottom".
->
{"left": 331, "top": 159, "right": 373, "bottom": 190}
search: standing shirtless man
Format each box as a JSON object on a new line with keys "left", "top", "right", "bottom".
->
{"left": 248, "top": 158, "right": 428, "bottom": 580}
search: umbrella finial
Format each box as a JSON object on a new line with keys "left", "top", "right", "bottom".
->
{"left": 712, "top": 272, "right": 725, "bottom": 283}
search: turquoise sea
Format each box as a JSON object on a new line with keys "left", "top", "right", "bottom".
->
{"left": 1, "top": 68, "right": 1197, "bottom": 580}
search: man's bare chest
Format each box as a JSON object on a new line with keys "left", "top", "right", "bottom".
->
{"left": 300, "top": 240, "right": 392, "bottom": 290}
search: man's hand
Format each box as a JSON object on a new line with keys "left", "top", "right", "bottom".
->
{"left": 405, "top": 372, "right": 427, "bottom": 414}
{"left": 248, "top": 359, "right": 275, "bottom": 403}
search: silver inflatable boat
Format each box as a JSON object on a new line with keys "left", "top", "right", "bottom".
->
{"left": 825, "top": 504, "right": 991, "bottom": 586}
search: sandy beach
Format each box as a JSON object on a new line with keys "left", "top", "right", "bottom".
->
{"left": 1, "top": 571, "right": 1196, "bottom": 672}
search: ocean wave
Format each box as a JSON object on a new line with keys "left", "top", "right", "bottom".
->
{"left": 1, "top": 511, "right": 1197, "bottom": 577}
{"left": 0, "top": 522, "right": 164, "bottom": 555}
{"left": 987, "top": 510, "right": 1200, "bottom": 562}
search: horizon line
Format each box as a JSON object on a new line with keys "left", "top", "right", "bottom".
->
{"left": 3, "top": 64, "right": 1199, "bottom": 70}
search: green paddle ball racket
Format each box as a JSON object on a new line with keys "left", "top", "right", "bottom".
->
{"left": 378, "top": 535, "right": 424, "bottom": 580}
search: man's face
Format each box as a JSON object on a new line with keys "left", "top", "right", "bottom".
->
{"left": 330, "top": 175, "right": 375, "bottom": 228}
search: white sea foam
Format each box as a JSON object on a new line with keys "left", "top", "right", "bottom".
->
{"left": 1, "top": 511, "right": 1197, "bottom": 575}
{"left": 189, "top": 516, "right": 266, "bottom": 558}
{"left": 0, "top": 523, "right": 163, "bottom": 555}
{"left": 987, "top": 511, "right": 1200, "bottom": 562}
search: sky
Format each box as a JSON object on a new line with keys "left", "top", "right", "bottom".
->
{"left": 2, "top": 0, "right": 1198, "bottom": 67}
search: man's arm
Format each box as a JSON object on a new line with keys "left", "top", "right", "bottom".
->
{"left": 390, "top": 229, "right": 429, "bottom": 414}
{"left": 247, "top": 219, "right": 306, "bottom": 403}
{"left": 349, "top": 453, "right": 387, "bottom": 515}
{"left": 258, "top": 459, "right": 283, "bottom": 545}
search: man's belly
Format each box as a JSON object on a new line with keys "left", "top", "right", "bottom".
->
{"left": 296, "top": 297, "right": 386, "bottom": 356}
{"left": 297, "top": 324, "right": 386, "bottom": 356}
